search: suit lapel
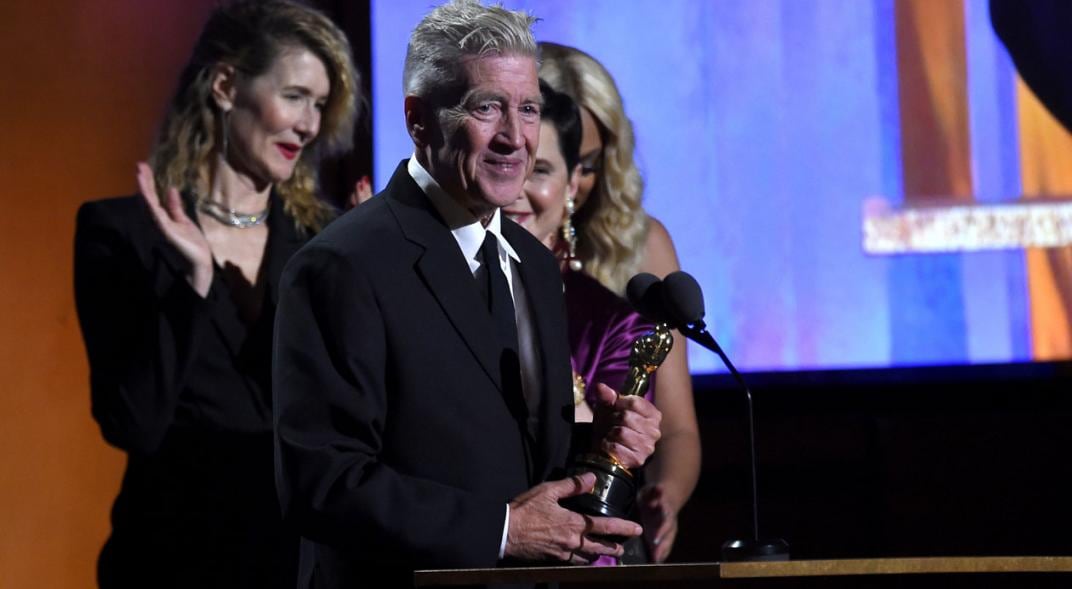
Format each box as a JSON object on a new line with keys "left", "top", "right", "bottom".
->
{"left": 214, "top": 192, "right": 306, "bottom": 357}
{"left": 264, "top": 192, "right": 307, "bottom": 307}
{"left": 383, "top": 162, "right": 572, "bottom": 478}
{"left": 503, "top": 221, "right": 572, "bottom": 481}
{"left": 383, "top": 163, "right": 508, "bottom": 393}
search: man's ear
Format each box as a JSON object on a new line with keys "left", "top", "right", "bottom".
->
{"left": 210, "top": 63, "right": 238, "bottom": 112}
{"left": 404, "top": 95, "right": 429, "bottom": 147}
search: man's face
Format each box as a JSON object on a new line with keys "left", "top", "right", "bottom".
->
{"left": 428, "top": 54, "right": 541, "bottom": 219}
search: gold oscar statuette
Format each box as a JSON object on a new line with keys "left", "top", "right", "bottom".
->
{"left": 563, "top": 322, "right": 673, "bottom": 519}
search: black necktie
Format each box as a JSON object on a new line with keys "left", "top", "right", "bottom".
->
{"left": 480, "top": 232, "right": 539, "bottom": 477}
{"left": 480, "top": 232, "right": 519, "bottom": 352}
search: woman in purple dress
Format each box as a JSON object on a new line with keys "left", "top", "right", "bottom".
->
{"left": 539, "top": 44, "right": 700, "bottom": 562}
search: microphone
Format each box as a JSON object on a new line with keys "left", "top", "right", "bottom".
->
{"left": 627, "top": 271, "right": 789, "bottom": 562}
{"left": 661, "top": 271, "right": 705, "bottom": 327}
{"left": 625, "top": 273, "right": 666, "bottom": 322}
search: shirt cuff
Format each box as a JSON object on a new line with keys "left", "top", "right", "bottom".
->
{"left": 499, "top": 503, "right": 510, "bottom": 559}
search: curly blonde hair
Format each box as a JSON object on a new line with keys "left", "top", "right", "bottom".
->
{"left": 149, "top": 0, "right": 360, "bottom": 233}
{"left": 538, "top": 42, "right": 648, "bottom": 295}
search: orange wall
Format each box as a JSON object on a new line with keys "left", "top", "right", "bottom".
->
{"left": 0, "top": 2, "right": 214, "bottom": 586}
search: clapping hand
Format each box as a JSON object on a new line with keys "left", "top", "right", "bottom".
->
{"left": 137, "top": 162, "right": 214, "bottom": 297}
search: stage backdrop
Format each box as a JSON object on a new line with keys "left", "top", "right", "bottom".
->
{"left": 371, "top": 0, "right": 1072, "bottom": 373}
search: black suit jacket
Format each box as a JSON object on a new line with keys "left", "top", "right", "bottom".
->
{"left": 75, "top": 194, "right": 307, "bottom": 588}
{"left": 273, "top": 162, "right": 574, "bottom": 586}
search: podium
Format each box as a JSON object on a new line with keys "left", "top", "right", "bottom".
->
{"left": 414, "top": 557, "right": 1072, "bottom": 587}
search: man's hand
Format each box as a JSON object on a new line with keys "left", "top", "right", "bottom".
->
{"left": 591, "top": 383, "right": 662, "bottom": 469}
{"left": 505, "top": 473, "right": 642, "bottom": 563}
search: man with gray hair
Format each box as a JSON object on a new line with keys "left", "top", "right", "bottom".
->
{"left": 273, "top": 1, "right": 661, "bottom": 585}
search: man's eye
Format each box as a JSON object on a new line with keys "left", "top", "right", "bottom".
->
{"left": 475, "top": 103, "right": 497, "bottom": 114}
{"left": 521, "top": 104, "right": 540, "bottom": 116}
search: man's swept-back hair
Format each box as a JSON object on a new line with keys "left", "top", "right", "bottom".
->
{"left": 150, "top": 0, "right": 359, "bottom": 233}
{"left": 403, "top": 0, "right": 538, "bottom": 101}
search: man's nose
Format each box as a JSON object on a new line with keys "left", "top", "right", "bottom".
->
{"left": 495, "top": 110, "right": 524, "bottom": 150}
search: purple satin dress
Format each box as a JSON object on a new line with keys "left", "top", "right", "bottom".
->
{"left": 564, "top": 270, "right": 655, "bottom": 404}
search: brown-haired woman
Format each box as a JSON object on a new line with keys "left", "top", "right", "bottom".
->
{"left": 73, "top": 2, "right": 359, "bottom": 586}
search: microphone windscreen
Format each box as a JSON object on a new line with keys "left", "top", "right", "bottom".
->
{"left": 626, "top": 273, "right": 664, "bottom": 320}
{"left": 662, "top": 271, "right": 705, "bottom": 325}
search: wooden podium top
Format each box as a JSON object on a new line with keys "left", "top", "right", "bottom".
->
{"left": 720, "top": 556, "right": 1072, "bottom": 578}
{"left": 413, "top": 557, "right": 1072, "bottom": 586}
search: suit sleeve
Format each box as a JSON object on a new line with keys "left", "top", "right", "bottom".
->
{"left": 273, "top": 243, "right": 506, "bottom": 569}
{"left": 74, "top": 201, "right": 214, "bottom": 455}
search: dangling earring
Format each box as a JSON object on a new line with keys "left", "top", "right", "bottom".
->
{"left": 219, "top": 110, "right": 231, "bottom": 159}
{"left": 561, "top": 195, "right": 583, "bottom": 271}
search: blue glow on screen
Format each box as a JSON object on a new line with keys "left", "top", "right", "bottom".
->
{"left": 370, "top": 0, "right": 1034, "bottom": 374}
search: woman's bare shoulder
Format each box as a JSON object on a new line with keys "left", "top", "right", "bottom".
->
{"left": 641, "top": 215, "right": 681, "bottom": 278}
